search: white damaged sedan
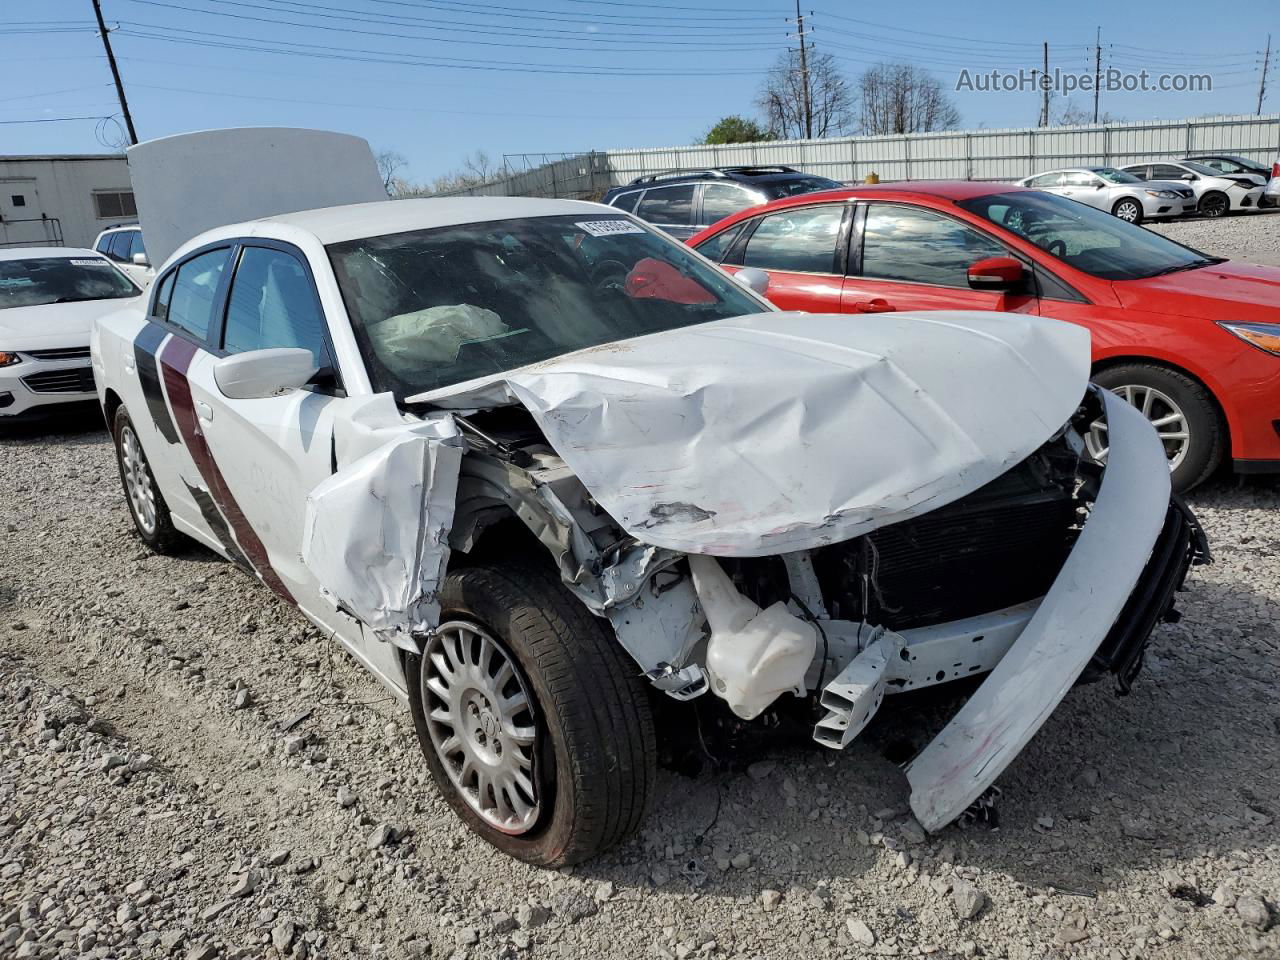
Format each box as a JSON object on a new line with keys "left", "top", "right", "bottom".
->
{"left": 92, "top": 194, "right": 1207, "bottom": 865}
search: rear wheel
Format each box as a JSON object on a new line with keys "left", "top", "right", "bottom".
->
{"left": 407, "top": 560, "right": 658, "bottom": 866}
{"left": 111, "top": 406, "right": 180, "bottom": 553}
{"left": 1086, "top": 363, "right": 1224, "bottom": 493}
{"left": 1112, "top": 198, "right": 1143, "bottom": 224}
{"left": 1198, "top": 191, "right": 1230, "bottom": 218}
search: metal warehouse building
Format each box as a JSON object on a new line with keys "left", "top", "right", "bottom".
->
{"left": 0, "top": 154, "right": 133, "bottom": 250}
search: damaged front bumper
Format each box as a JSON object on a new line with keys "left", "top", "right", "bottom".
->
{"left": 902, "top": 389, "right": 1199, "bottom": 830}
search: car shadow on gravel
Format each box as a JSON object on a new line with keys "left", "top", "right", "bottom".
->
{"left": 0, "top": 402, "right": 107, "bottom": 444}
{"left": 573, "top": 571, "right": 1278, "bottom": 912}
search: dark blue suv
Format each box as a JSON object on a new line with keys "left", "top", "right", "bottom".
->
{"left": 601, "top": 166, "right": 842, "bottom": 240}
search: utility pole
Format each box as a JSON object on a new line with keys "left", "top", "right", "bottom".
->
{"left": 91, "top": 0, "right": 138, "bottom": 145}
{"left": 793, "top": 0, "right": 813, "bottom": 139}
{"left": 1041, "top": 42, "right": 1050, "bottom": 126}
{"left": 1260, "top": 34, "right": 1272, "bottom": 115}
{"left": 1092, "top": 26, "right": 1102, "bottom": 124}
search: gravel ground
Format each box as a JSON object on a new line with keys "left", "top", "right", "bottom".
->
{"left": 1147, "top": 209, "right": 1280, "bottom": 267}
{"left": 2, "top": 413, "right": 1279, "bottom": 960}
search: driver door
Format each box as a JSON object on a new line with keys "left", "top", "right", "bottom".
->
{"left": 1058, "top": 171, "right": 1108, "bottom": 209}
{"left": 841, "top": 202, "right": 1040, "bottom": 315}
{"left": 182, "top": 241, "right": 354, "bottom": 617}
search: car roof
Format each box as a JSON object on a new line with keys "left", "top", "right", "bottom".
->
{"left": 0, "top": 247, "right": 103, "bottom": 262}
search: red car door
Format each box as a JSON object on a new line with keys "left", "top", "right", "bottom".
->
{"left": 721, "top": 202, "right": 849, "bottom": 312}
{"left": 841, "top": 201, "right": 1040, "bottom": 316}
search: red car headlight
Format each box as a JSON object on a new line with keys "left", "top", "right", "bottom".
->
{"left": 1219, "top": 322, "right": 1280, "bottom": 356}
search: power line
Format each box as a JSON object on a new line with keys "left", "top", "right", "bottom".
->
{"left": 359, "top": 0, "right": 784, "bottom": 26}
{"left": 114, "top": 23, "right": 770, "bottom": 75}
{"left": 0, "top": 116, "right": 112, "bottom": 125}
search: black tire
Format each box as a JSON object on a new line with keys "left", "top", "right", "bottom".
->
{"left": 407, "top": 560, "right": 658, "bottom": 866}
{"left": 1198, "top": 191, "right": 1230, "bottom": 218}
{"left": 111, "top": 405, "right": 181, "bottom": 553}
{"left": 1112, "top": 198, "right": 1143, "bottom": 224}
{"left": 1092, "top": 363, "right": 1224, "bottom": 494}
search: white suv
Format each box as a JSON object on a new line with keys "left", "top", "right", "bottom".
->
{"left": 93, "top": 223, "right": 155, "bottom": 289}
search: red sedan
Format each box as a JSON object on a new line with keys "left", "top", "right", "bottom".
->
{"left": 688, "top": 181, "right": 1280, "bottom": 492}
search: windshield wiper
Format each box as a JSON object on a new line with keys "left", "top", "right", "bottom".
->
{"left": 52, "top": 296, "right": 99, "bottom": 304}
{"left": 1143, "top": 257, "right": 1226, "bottom": 278}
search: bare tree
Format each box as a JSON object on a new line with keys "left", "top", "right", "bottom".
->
{"left": 430, "top": 150, "right": 500, "bottom": 194}
{"left": 757, "top": 50, "right": 854, "bottom": 140}
{"left": 375, "top": 149, "right": 407, "bottom": 194}
{"left": 1050, "top": 97, "right": 1122, "bottom": 126}
{"left": 856, "top": 63, "right": 961, "bottom": 135}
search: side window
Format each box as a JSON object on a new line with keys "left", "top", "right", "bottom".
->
{"left": 107, "top": 232, "right": 131, "bottom": 262}
{"left": 741, "top": 205, "right": 843, "bottom": 274}
{"left": 151, "top": 270, "right": 176, "bottom": 321}
{"left": 1153, "top": 164, "right": 1188, "bottom": 181}
{"left": 167, "top": 249, "right": 230, "bottom": 341}
{"left": 223, "top": 247, "right": 330, "bottom": 367}
{"left": 1062, "top": 171, "right": 1098, "bottom": 187}
{"left": 702, "top": 183, "right": 760, "bottom": 224}
{"left": 95, "top": 234, "right": 112, "bottom": 254}
{"left": 127, "top": 231, "right": 147, "bottom": 263}
{"left": 1030, "top": 173, "right": 1063, "bottom": 188}
{"left": 860, "top": 204, "right": 1007, "bottom": 288}
{"left": 636, "top": 185, "right": 695, "bottom": 225}
{"left": 610, "top": 191, "right": 642, "bottom": 213}
{"left": 694, "top": 223, "right": 744, "bottom": 264}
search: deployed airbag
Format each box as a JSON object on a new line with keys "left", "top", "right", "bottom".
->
{"left": 371, "top": 304, "right": 509, "bottom": 374}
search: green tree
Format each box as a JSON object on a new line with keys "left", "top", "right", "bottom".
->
{"left": 702, "top": 116, "right": 774, "bottom": 145}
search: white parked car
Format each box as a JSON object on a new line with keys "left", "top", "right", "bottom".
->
{"left": 1017, "top": 166, "right": 1195, "bottom": 223}
{"left": 1, "top": 247, "right": 141, "bottom": 421}
{"left": 1121, "top": 161, "right": 1265, "bottom": 218}
{"left": 92, "top": 133, "right": 1207, "bottom": 865}
{"left": 93, "top": 223, "right": 155, "bottom": 289}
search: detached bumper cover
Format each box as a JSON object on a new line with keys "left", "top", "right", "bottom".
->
{"left": 906, "top": 390, "right": 1186, "bottom": 831}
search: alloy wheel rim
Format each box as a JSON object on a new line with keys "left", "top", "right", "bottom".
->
{"left": 422, "top": 620, "right": 540, "bottom": 835}
{"left": 1085, "top": 384, "right": 1190, "bottom": 472}
{"left": 1116, "top": 202, "right": 1139, "bottom": 222}
{"left": 120, "top": 425, "right": 157, "bottom": 535}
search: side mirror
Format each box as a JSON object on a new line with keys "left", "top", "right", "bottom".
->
{"left": 733, "top": 267, "right": 770, "bottom": 296}
{"left": 1182, "top": 173, "right": 1197, "bottom": 181}
{"left": 213, "top": 348, "right": 317, "bottom": 400}
{"left": 1095, "top": 182, "right": 1106, "bottom": 189}
{"left": 131, "top": 252, "right": 150, "bottom": 267}
{"left": 968, "top": 256, "right": 1025, "bottom": 292}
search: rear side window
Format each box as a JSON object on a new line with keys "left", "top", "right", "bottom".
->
{"left": 636, "top": 185, "right": 695, "bottom": 225}
{"left": 702, "top": 184, "right": 760, "bottom": 224}
{"left": 167, "top": 249, "right": 230, "bottom": 341}
{"left": 609, "top": 191, "right": 642, "bottom": 213}
{"left": 95, "top": 234, "right": 112, "bottom": 254}
{"left": 223, "top": 247, "right": 330, "bottom": 366}
{"left": 1029, "top": 173, "right": 1063, "bottom": 187}
{"left": 741, "top": 205, "right": 843, "bottom": 274}
{"left": 127, "top": 231, "right": 147, "bottom": 262}
{"left": 107, "top": 232, "right": 132, "bottom": 262}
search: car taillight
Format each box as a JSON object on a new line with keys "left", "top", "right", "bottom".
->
{"left": 1273, "top": 161, "right": 1280, "bottom": 179}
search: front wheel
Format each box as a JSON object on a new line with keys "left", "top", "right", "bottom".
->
{"left": 1086, "top": 364, "right": 1224, "bottom": 493}
{"left": 407, "top": 560, "right": 657, "bottom": 866}
{"left": 1198, "top": 191, "right": 1229, "bottom": 218}
{"left": 1112, "top": 198, "right": 1143, "bottom": 224}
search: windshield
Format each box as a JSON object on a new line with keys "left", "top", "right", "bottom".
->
{"left": 769, "top": 176, "right": 842, "bottom": 198}
{"left": 0, "top": 256, "right": 139, "bottom": 310}
{"left": 1094, "top": 168, "right": 1141, "bottom": 184}
{"left": 958, "top": 191, "right": 1220, "bottom": 281}
{"left": 1181, "top": 161, "right": 1219, "bottom": 177}
{"left": 328, "top": 214, "right": 766, "bottom": 397}
{"left": 1193, "top": 156, "right": 1264, "bottom": 175}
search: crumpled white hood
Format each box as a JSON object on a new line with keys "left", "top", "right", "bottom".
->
{"left": 424, "top": 310, "right": 1091, "bottom": 556}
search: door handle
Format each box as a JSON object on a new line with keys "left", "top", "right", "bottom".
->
{"left": 852, "top": 298, "right": 896, "bottom": 313}
{"left": 196, "top": 401, "right": 213, "bottom": 422}
{"left": 123, "top": 355, "right": 136, "bottom": 374}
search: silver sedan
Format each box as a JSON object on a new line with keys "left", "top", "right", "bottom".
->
{"left": 1017, "top": 166, "right": 1196, "bottom": 224}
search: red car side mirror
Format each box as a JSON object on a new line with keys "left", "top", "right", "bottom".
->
{"left": 968, "top": 256, "right": 1025, "bottom": 292}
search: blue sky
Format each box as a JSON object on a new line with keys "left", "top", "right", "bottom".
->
{"left": 2, "top": 0, "right": 1272, "bottom": 184}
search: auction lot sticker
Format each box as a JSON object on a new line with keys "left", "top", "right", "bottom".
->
{"left": 576, "top": 220, "right": 646, "bottom": 237}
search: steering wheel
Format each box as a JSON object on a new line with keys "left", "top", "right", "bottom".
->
{"left": 590, "top": 259, "right": 629, "bottom": 292}
{"left": 1045, "top": 239, "right": 1067, "bottom": 259}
